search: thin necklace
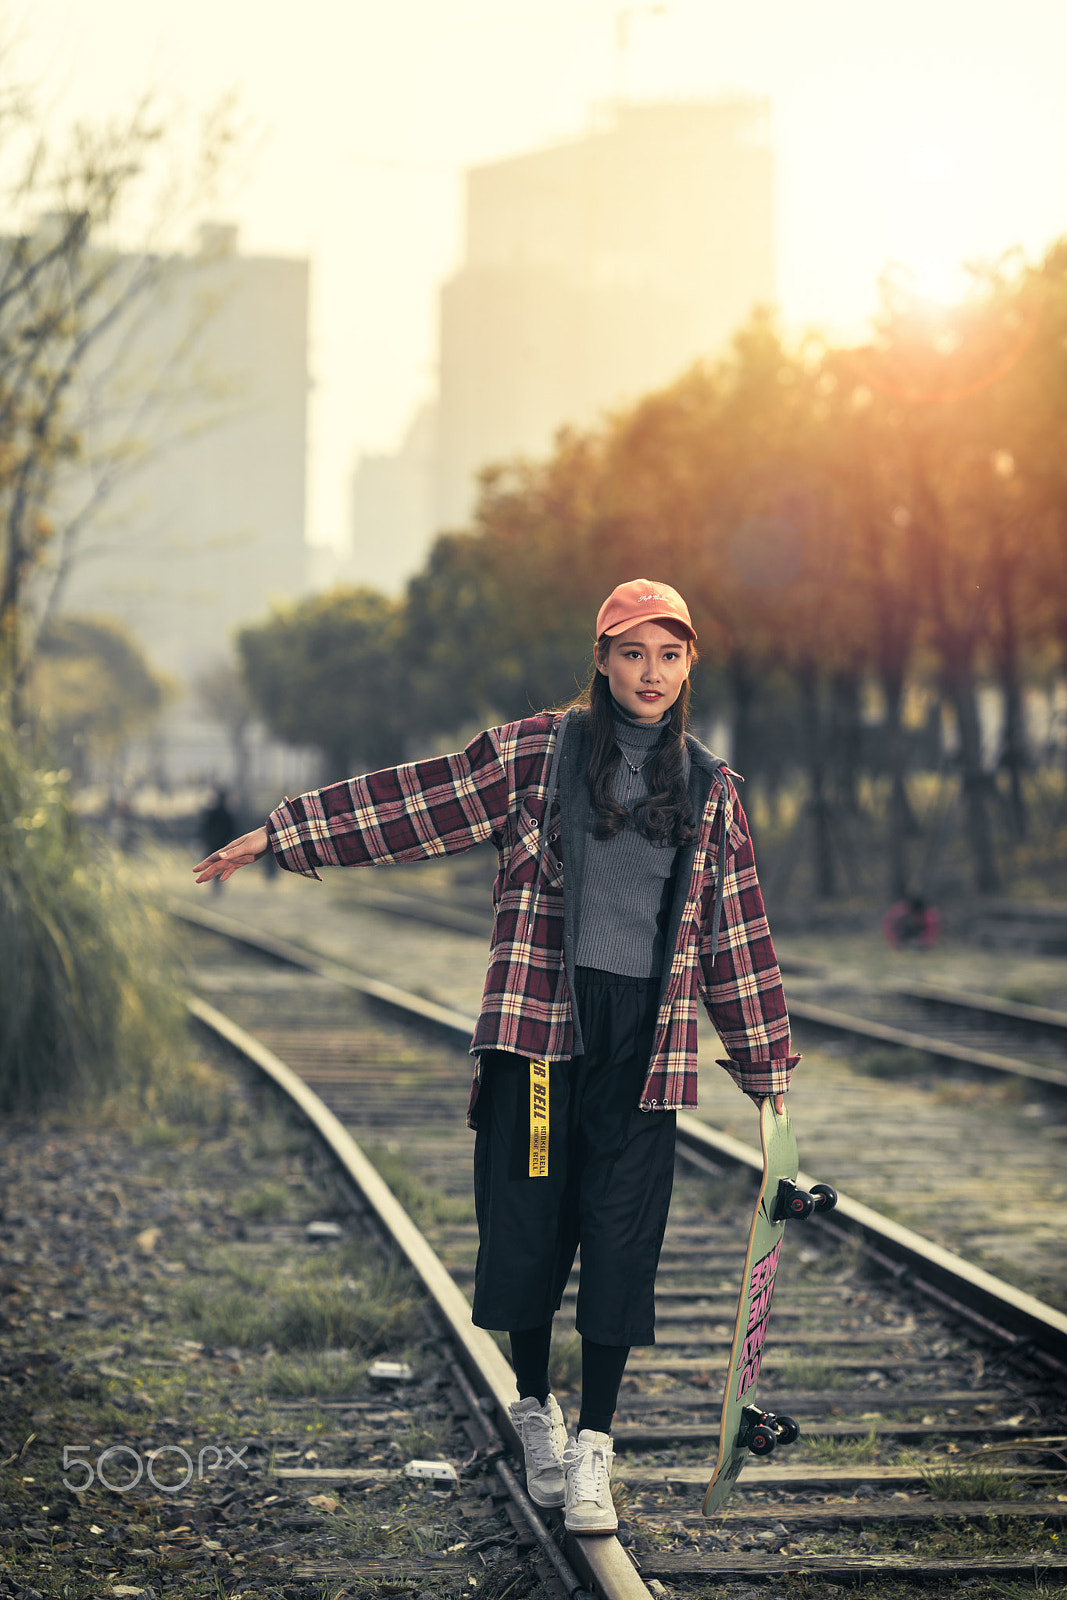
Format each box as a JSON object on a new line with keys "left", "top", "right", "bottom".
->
{"left": 623, "top": 752, "right": 655, "bottom": 775}
{"left": 619, "top": 747, "right": 657, "bottom": 806}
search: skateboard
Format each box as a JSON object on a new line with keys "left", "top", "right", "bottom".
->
{"left": 702, "top": 1100, "right": 837, "bottom": 1516}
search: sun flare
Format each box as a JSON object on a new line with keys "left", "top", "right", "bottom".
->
{"left": 869, "top": 127, "right": 983, "bottom": 308}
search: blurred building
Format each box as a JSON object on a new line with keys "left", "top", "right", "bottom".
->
{"left": 53, "top": 223, "right": 314, "bottom": 792}
{"left": 347, "top": 97, "right": 775, "bottom": 586}
{"left": 60, "top": 223, "right": 311, "bottom": 685}
{"left": 345, "top": 402, "right": 437, "bottom": 593}
{"left": 439, "top": 98, "right": 775, "bottom": 526}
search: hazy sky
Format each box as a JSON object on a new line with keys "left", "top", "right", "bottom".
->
{"left": 16, "top": 1, "right": 1067, "bottom": 552}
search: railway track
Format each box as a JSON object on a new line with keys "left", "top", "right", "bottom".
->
{"left": 169, "top": 872, "right": 1067, "bottom": 1303}
{"left": 317, "top": 877, "right": 1067, "bottom": 1094}
{"left": 175, "top": 901, "right": 1067, "bottom": 1598}
{"left": 784, "top": 977, "right": 1067, "bottom": 1093}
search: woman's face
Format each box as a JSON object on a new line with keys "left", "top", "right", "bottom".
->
{"left": 595, "top": 619, "right": 692, "bottom": 723}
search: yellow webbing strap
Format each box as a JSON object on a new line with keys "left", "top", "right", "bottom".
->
{"left": 529, "top": 1058, "right": 549, "bottom": 1177}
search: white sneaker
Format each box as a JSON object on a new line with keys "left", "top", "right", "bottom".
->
{"left": 509, "top": 1394, "right": 567, "bottom": 1508}
{"left": 563, "top": 1428, "right": 617, "bottom": 1534}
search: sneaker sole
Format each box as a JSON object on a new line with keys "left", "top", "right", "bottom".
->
{"left": 564, "top": 1517, "right": 617, "bottom": 1535}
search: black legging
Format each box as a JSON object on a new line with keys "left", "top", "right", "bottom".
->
{"left": 510, "top": 1322, "right": 630, "bottom": 1436}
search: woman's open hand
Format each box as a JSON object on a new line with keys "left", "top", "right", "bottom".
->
{"left": 194, "top": 826, "right": 270, "bottom": 884}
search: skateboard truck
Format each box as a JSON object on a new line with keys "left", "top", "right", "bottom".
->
{"left": 736, "top": 1403, "right": 801, "bottom": 1457}
{"left": 772, "top": 1179, "right": 838, "bottom": 1223}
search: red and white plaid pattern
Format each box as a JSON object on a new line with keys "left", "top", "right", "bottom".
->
{"left": 266, "top": 713, "right": 798, "bottom": 1118}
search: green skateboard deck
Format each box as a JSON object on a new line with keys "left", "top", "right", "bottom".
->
{"left": 702, "top": 1101, "right": 836, "bottom": 1517}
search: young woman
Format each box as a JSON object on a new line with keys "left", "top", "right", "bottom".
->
{"left": 194, "top": 578, "right": 798, "bottom": 1535}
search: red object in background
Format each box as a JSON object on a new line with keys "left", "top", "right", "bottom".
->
{"left": 883, "top": 897, "right": 941, "bottom": 949}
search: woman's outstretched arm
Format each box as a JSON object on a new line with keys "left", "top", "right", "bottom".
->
{"left": 191, "top": 717, "right": 543, "bottom": 887}
{"left": 194, "top": 825, "right": 269, "bottom": 883}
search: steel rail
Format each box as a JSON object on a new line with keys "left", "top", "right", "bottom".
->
{"left": 175, "top": 904, "right": 1067, "bottom": 1375}
{"left": 674, "top": 1112, "right": 1067, "bottom": 1371}
{"left": 896, "top": 977, "right": 1067, "bottom": 1033}
{"left": 173, "top": 900, "right": 477, "bottom": 1040}
{"left": 187, "top": 992, "right": 650, "bottom": 1600}
{"left": 173, "top": 898, "right": 1067, "bottom": 1092}
{"left": 260, "top": 880, "right": 1067, "bottom": 1044}
{"left": 346, "top": 884, "right": 491, "bottom": 939}
{"left": 787, "top": 996, "right": 1067, "bottom": 1089}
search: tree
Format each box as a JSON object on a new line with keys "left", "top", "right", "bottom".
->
{"left": 400, "top": 530, "right": 532, "bottom": 732}
{"left": 0, "top": 75, "right": 240, "bottom": 716}
{"left": 820, "top": 341, "right": 925, "bottom": 899}
{"left": 28, "top": 614, "right": 170, "bottom": 781}
{"left": 238, "top": 589, "right": 408, "bottom": 776}
{"left": 0, "top": 51, "right": 240, "bottom": 1110}
{"left": 863, "top": 275, "right": 1044, "bottom": 894}
{"left": 235, "top": 245, "right": 1067, "bottom": 909}
{"left": 196, "top": 657, "right": 255, "bottom": 808}
{"left": 817, "top": 262, "right": 1059, "bottom": 896}
{"left": 992, "top": 244, "right": 1067, "bottom": 794}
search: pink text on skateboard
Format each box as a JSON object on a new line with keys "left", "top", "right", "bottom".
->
{"left": 735, "top": 1237, "right": 783, "bottom": 1400}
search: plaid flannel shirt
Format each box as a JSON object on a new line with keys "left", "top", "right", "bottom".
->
{"left": 266, "top": 712, "right": 799, "bottom": 1117}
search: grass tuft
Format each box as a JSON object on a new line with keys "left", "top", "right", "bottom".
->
{"left": 1001, "top": 982, "right": 1047, "bottom": 1007}
{"left": 918, "top": 1461, "right": 1021, "bottom": 1500}
{"left": 0, "top": 725, "right": 189, "bottom": 1112}
{"left": 263, "top": 1349, "right": 365, "bottom": 1396}
{"left": 854, "top": 1046, "right": 937, "bottom": 1080}
{"left": 234, "top": 1181, "right": 292, "bottom": 1220}
{"left": 365, "top": 1143, "right": 476, "bottom": 1227}
{"left": 249, "top": 1107, "right": 310, "bottom": 1158}
{"left": 179, "top": 1261, "right": 423, "bottom": 1353}
{"left": 803, "top": 1425, "right": 881, "bottom": 1463}
{"left": 773, "top": 1357, "right": 849, "bottom": 1390}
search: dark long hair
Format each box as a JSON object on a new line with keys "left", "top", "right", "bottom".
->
{"left": 566, "top": 636, "right": 698, "bottom": 845}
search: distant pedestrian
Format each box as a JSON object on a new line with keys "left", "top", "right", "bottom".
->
{"left": 883, "top": 895, "right": 941, "bottom": 950}
{"left": 199, "top": 788, "right": 237, "bottom": 895}
{"left": 193, "top": 579, "right": 799, "bottom": 1533}
{"left": 108, "top": 794, "right": 135, "bottom": 853}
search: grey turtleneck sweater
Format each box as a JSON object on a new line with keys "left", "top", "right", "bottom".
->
{"left": 573, "top": 702, "right": 679, "bottom": 978}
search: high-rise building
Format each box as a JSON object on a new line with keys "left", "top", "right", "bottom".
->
{"left": 346, "top": 402, "right": 437, "bottom": 593}
{"left": 435, "top": 98, "right": 775, "bottom": 527}
{"left": 38, "top": 222, "right": 313, "bottom": 791}
{"left": 59, "top": 224, "right": 310, "bottom": 687}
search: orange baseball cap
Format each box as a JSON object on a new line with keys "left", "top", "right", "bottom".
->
{"left": 596, "top": 579, "right": 697, "bottom": 642}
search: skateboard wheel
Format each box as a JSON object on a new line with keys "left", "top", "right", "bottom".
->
{"left": 789, "top": 1190, "right": 816, "bottom": 1219}
{"left": 750, "top": 1424, "right": 777, "bottom": 1455}
{"left": 776, "top": 1415, "right": 800, "bottom": 1445}
{"left": 810, "top": 1183, "right": 838, "bottom": 1212}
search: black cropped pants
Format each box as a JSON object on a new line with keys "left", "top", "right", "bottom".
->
{"left": 471, "top": 968, "right": 677, "bottom": 1346}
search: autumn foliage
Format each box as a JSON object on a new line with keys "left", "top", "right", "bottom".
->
{"left": 243, "top": 245, "right": 1067, "bottom": 908}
